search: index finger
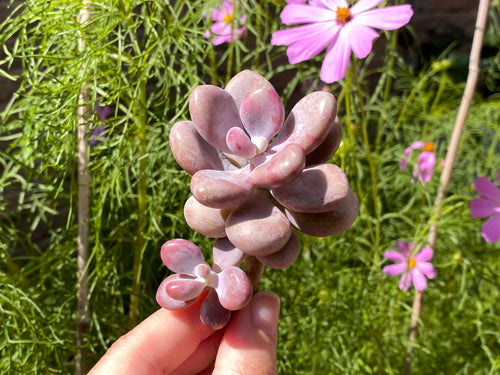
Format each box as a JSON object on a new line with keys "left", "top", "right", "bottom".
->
{"left": 88, "top": 294, "right": 214, "bottom": 375}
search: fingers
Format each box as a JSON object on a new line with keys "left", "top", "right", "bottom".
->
{"left": 88, "top": 293, "right": 214, "bottom": 375}
{"left": 212, "top": 291, "right": 280, "bottom": 375}
{"left": 169, "top": 329, "right": 224, "bottom": 375}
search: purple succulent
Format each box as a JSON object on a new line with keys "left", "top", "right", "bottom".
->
{"left": 156, "top": 238, "right": 252, "bottom": 329}
{"left": 169, "top": 70, "right": 358, "bottom": 269}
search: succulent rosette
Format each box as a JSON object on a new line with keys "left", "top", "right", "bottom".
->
{"left": 169, "top": 70, "right": 358, "bottom": 269}
{"left": 156, "top": 238, "right": 252, "bottom": 329}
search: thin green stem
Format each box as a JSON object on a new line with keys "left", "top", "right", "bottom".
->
{"left": 376, "top": 29, "right": 399, "bottom": 153}
{"left": 422, "top": 71, "right": 447, "bottom": 138}
{"left": 129, "top": 78, "right": 148, "bottom": 325}
{"left": 351, "top": 59, "right": 380, "bottom": 261}
{"left": 344, "top": 63, "right": 374, "bottom": 244}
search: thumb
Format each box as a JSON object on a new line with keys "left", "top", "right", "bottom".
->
{"left": 212, "top": 291, "right": 280, "bottom": 375}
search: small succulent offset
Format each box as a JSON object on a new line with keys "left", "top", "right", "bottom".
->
{"left": 157, "top": 70, "right": 359, "bottom": 328}
{"left": 156, "top": 239, "right": 252, "bottom": 329}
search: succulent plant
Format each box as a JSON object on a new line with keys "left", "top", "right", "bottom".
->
{"left": 157, "top": 70, "right": 359, "bottom": 328}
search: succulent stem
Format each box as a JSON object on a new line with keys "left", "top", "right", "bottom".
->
{"left": 243, "top": 255, "right": 265, "bottom": 292}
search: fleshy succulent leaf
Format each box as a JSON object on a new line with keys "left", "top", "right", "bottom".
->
{"left": 189, "top": 85, "right": 243, "bottom": 154}
{"left": 286, "top": 189, "right": 359, "bottom": 236}
{"left": 271, "top": 164, "right": 349, "bottom": 213}
{"left": 184, "top": 195, "right": 230, "bottom": 238}
{"left": 215, "top": 266, "right": 253, "bottom": 311}
{"left": 212, "top": 237, "right": 245, "bottom": 272}
{"left": 190, "top": 166, "right": 254, "bottom": 209}
{"left": 169, "top": 120, "right": 224, "bottom": 175}
{"left": 240, "top": 87, "right": 284, "bottom": 151}
{"left": 164, "top": 274, "right": 207, "bottom": 301}
{"left": 305, "top": 116, "right": 342, "bottom": 165}
{"left": 256, "top": 230, "right": 301, "bottom": 269}
{"left": 225, "top": 70, "right": 277, "bottom": 109}
{"left": 160, "top": 239, "right": 205, "bottom": 274}
{"left": 225, "top": 189, "right": 292, "bottom": 256}
{"left": 156, "top": 276, "right": 198, "bottom": 310}
{"left": 269, "top": 91, "right": 337, "bottom": 154}
{"left": 251, "top": 143, "right": 305, "bottom": 188}
{"left": 200, "top": 289, "right": 232, "bottom": 330}
{"left": 226, "top": 126, "right": 257, "bottom": 158}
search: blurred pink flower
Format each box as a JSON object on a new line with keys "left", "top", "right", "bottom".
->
{"left": 271, "top": 0, "right": 413, "bottom": 83}
{"left": 204, "top": 0, "right": 246, "bottom": 45}
{"left": 470, "top": 171, "right": 500, "bottom": 243}
{"left": 400, "top": 141, "right": 436, "bottom": 183}
{"left": 383, "top": 241, "right": 436, "bottom": 291}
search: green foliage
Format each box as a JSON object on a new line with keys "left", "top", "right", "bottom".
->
{"left": 1, "top": 0, "right": 499, "bottom": 373}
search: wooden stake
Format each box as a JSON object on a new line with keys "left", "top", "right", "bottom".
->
{"left": 404, "top": 0, "right": 491, "bottom": 373}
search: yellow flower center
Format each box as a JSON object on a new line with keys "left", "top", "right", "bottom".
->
{"left": 223, "top": 13, "right": 233, "bottom": 24}
{"left": 409, "top": 258, "right": 416, "bottom": 269}
{"left": 336, "top": 7, "right": 352, "bottom": 24}
{"left": 424, "top": 141, "right": 435, "bottom": 152}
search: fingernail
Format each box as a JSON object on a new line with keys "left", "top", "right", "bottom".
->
{"left": 251, "top": 291, "right": 280, "bottom": 338}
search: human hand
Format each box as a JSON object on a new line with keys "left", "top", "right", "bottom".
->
{"left": 88, "top": 291, "right": 280, "bottom": 375}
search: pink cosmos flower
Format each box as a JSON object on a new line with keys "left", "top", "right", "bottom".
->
{"left": 271, "top": 0, "right": 413, "bottom": 83}
{"left": 204, "top": 0, "right": 246, "bottom": 46}
{"left": 470, "top": 171, "right": 500, "bottom": 243}
{"left": 383, "top": 241, "right": 436, "bottom": 292}
{"left": 399, "top": 141, "right": 436, "bottom": 183}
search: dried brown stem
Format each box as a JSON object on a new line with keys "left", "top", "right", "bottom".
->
{"left": 404, "top": 0, "right": 490, "bottom": 373}
{"left": 243, "top": 255, "right": 265, "bottom": 292}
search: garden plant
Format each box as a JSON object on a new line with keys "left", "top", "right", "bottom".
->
{"left": 0, "top": 0, "right": 499, "bottom": 374}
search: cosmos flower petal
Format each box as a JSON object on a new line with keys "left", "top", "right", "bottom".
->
{"left": 317, "top": 0, "right": 348, "bottom": 12}
{"left": 383, "top": 250, "right": 406, "bottom": 263}
{"left": 417, "top": 151, "right": 435, "bottom": 182}
{"left": 320, "top": 28, "right": 351, "bottom": 83}
{"left": 345, "top": 23, "right": 378, "bottom": 58}
{"left": 481, "top": 213, "right": 500, "bottom": 243}
{"left": 279, "top": 4, "right": 336, "bottom": 24}
{"left": 410, "top": 141, "right": 425, "bottom": 149}
{"left": 383, "top": 262, "right": 407, "bottom": 277}
{"left": 474, "top": 177, "right": 500, "bottom": 201}
{"left": 400, "top": 142, "right": 424, "bottom": 170}
{"left": 272, "top": 22, "right": 336, "bottom": 47}
{"left": 399, "top": 272, "right": 412, "bottom": 291}
{"left": 350, "top": 0, "right": 384, "bottom": 14}
{"left": 417, "top": 261, "right": 436, "bottom": 279}
{"left": 280, "top": 23, "right": 338, "bottom": 64}
{"left": 414, "top": 246, "right": 433, "bottom": 262}
{"left": 411, "top": 268, "right": 428, "bottom": 291}
{"left": 210, "top": 21, "right": 230, "bottom": 36}
{"left": 353, "top": 5, "right": 413, "bottom": 31}
{"left": 395, "top": 241, "right": 410, "bottom": 256}
{"left": 470, "top": 197, "right": 498, "bottom": 218}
